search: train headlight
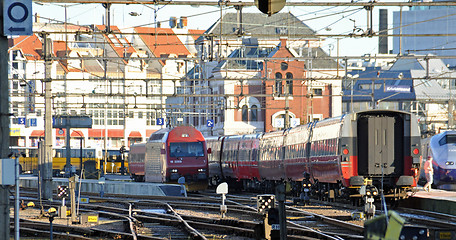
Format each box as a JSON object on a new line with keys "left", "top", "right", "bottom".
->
{"left": 198, "top": 168, "right": 206, "bottom": 172}
{"left": 170, "top": 169, "right": 178, "bottom": 173}
{"left": 413, "top": 148, "right": 419, "bottom": 155}
{"left": 343, "top": 148, "right": 349, "bottom": 155}
{"left": 366, "top": 191, "right": 371, "bottom": 196}
{"left": 373, "top": 191, "right": 378, "bottom": 196}
{"left": 446, "top": 161, "right": 454, "bottom": 165}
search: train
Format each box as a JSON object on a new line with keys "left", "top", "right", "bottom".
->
{"left": 9, "top": 146, "right": 128, "bottom": 178}
{"left": 207, "top": 109, "right": 421, "bottom": 202}
{"left": 420, "top": 130, "right": 456, "bottom": 188}
{"left": 129, "top": 125, "right": 209, "bottom": 191}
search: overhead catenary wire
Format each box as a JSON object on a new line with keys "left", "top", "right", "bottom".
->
{"left": 15, "top": 0, "right": 456, "bottom": 119}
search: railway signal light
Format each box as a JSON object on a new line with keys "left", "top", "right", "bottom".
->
{"left": 254, "top": 0, "right": 286, "bottom": 16}
{"left": 57, "top": 185, "right": 68, "bottom": 198}
{"left": 257, "top": 194, "right": 275, "bottom": 214}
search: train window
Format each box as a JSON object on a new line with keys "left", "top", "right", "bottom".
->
{"left": 449, "top": 135, "right": 456, "bottom": 144}
{"left": 440, "top": 135, "right": 456, "bottom": 146}
{"left": 169, "top": 142, "right": 204, "bottom": 157}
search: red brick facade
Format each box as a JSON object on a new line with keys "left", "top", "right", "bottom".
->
{"left": 259, "top": 38, "right": 332, "bottom": 132}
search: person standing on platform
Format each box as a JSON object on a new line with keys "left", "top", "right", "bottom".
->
{"left": 423, "top": 156, "right": 434, "bottom": 192}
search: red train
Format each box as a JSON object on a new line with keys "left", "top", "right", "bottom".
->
{"left": 207, "top": 110, "right": 421, "bottom": 201}
{"left": 129, "top": 126, "right": 209, "bottom": 191}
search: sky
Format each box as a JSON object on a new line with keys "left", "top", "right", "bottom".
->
{"left": 32, "top": 0, "right": 403, "bottom": 57}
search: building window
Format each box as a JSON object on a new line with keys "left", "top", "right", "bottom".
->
{"left": 281, "top": 62, "right": 288, "bottom": 71}
{"left": 242, "top": 105, "right": 248, "bottom": 122}
{"left": 286, "top": 72, "right": 293, "bottom": 95}
{"left": 251, "top": 105, "right": 258, "bottom": 121}
{"left": 275, "top": 72, "right": 283, "bottom": 95}
{"left": 313, "top": 88, "right": 323, "bottom": 96}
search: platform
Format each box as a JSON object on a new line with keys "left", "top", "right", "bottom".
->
{"left": 401, "top": 187, "right": 456, "bottom": 216}
{"left": 19, "top": 175, "right": 183, "bottom": 197}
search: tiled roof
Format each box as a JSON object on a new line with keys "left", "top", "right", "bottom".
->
{"left": 33, "top": 22, "right": 90, "bottom": 32}
{"left": 205, "top": 12, "right": 316, "bottom": 40}
{"left": 188, "top": 29, "right": 205, "bottom": 41}
{"left": 9, "top": 35, "right": 43, "bottom": 60}
{"left": 96, "top": 25, "right": 136, "bottom": 63}
{"left": 134, "top": 27, "right": 191, "bottom": 58}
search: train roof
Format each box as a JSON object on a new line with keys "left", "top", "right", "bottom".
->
{"left": 147, "top": 128, "right": 171, "bottom": 142}
{"left": 167, "top": 126, "right": 205, "bottom": 143}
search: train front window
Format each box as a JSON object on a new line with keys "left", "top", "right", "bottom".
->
{"left": 440, "top": 135, "right": 456, "bottom": 146}
{"left": 169, "top": 142, "right": 204, "bottom": 157}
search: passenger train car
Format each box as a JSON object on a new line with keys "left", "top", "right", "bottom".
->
{"left": 420, "top": 131, "right": 456, "bottom": 188}
{"left": 129, "top": 126, "right": 209, "bottom": 191}
{"left": 208, "top": 109, "right": 421, "bottom": 201}
{"left": 8, "top": 146, "right": 126, "bottom": 178}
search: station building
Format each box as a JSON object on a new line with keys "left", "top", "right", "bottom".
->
{"left": 8, "top": 19, "right": 202, "bottom": 151}
{"left": 186, "top": 12, "right": 341, "bottom": 136}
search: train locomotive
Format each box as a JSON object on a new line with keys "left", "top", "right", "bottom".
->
{"left": 129, "top": 126, "right": 209, "bottom": 191}
{"left": 420, "top": 130, "right": 456, "bottom": 188}
{"left": 207, "top": 109, "right": 421, "bottom": 202}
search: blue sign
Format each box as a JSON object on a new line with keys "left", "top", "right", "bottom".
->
{"left": 207, "top": 119, "right": 214, "bottom": 128}
{"left": 156, "top": 118, "right": 164, "bottom": 125}
{"left": 18, "top": 117, "right": 25, "bottom": 125}
{"left": 29, "top": 118, "right": 37, "bottom": 127}
{"left": 3, "top": 0, "right": 33, "bottom": 36}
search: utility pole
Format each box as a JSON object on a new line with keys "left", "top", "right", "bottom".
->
{"left": 0, "top": 3, "right": 10, "bottom": 237}
{"left": 42, "top": 35, "right": 53, "bottom": 200}
{"left": 284, "top": 80, "right": 290, "bottom": 129}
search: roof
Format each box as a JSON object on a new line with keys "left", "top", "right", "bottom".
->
{"left": 289, "top": 47, "right": 339, "bottom": 69}
{"left": 33, "top": 22, "right": 90, "bottom": 33}
{"left": 96, "top": 25, "right": 136, "bottom": 63}
{"left": 343, "top": 68, "right": 416, "bottom": 102}
{"left": 204, "top": 12, "right": 316, "bottom": 40}
{"left": 344, "top": 64, "right": 456, "bottom": 102}
{"left": 134, "top": 27, "right": 191, "bottom": 59}
{"left": 188, "top": 29, "right": 205, "bottom": 41}
{"left": 9, "top": 35, "right": 43, "bottom": 60}
{"left": 211, "top": 38, "right": 274, "bottom": 71}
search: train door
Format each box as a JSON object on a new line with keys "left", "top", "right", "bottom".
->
{"left": 358, "top": 115, "right": 404, "bottom": 176}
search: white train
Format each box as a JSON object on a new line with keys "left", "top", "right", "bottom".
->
{"left": 421, "top": 131, "right": 456, "bottom": 188}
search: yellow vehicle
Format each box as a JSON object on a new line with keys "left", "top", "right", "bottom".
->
{"left": 9, "top": 146, "right": 128, "bottom": 179}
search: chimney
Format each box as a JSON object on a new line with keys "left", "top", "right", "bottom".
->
{"left": 180, "top": 17, "right": 188, "bottom": 28}
{"left": 280, "top": 37, "right": 287, "bottom": 49}
{"left": 378, "top": 9, "right": 388, "bottom": 54}
{"left": 169, "top": 17, "right": 177, "bottom": 28}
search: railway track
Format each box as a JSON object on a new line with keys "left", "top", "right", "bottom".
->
{"left": 15, "top": 188, "right": 365, "bottom": 239}
{"left": 13, "top": 187, "right": 456, "bottom": 239}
